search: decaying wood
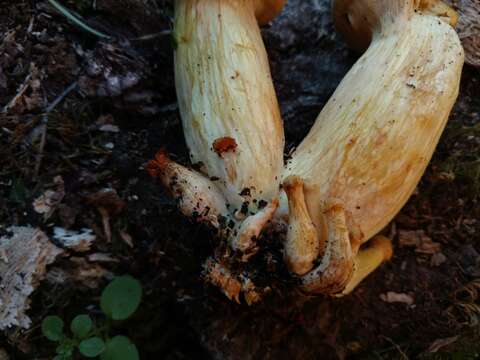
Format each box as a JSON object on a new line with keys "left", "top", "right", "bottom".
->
{"left": 0, "top": 227, "right": 62, "bottom": 330}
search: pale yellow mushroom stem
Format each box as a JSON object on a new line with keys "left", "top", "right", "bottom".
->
{"left": 173, "top": 0, "right": 286, "bottom": 252}
{"left": 300, "top": 200, "right": 355, "bottom": 294}
{"left": 341, "top": 235, "right": 393, "bottom": 295}
{"left": 283, "top": 176, "right": 320, "bottom": 275}
{"left": 280, "top": 0, "right": 463, "bottom": 295}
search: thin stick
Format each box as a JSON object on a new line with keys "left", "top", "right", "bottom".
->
{"left": 2, "top": 74, "right": 32, "bottom": 113}
{"left": 47, "top": 0, "right": 111, "bottom": 39}
{"left": 34, "top": 81, "right": 78, "bottom": 177}
{"left": 130, "top": 30, "right": 171, "bottom": 42}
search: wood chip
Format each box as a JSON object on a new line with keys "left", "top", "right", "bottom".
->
{"left": 0, "top": 227, "right": 62, "bottom": 330}
{"left": 53, "top": 227, "right": 96, "bottom": 252}
{"left": 380, "top": 292, "right": 415, "bottom": 305}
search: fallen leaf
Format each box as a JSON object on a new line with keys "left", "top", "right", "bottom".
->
{"left": 47, "top": 257, "right": 111, "bottom": 289}
{"left": 32, "top": 176, "right": 65, "bottom": 221}
{"left": 398, "top": 230, "right": 441, "bottom": 254}
{"left": 87, "top": 189, "right": 125, "bottom": 243}
{"left": 380, "top": 292, "right": 415, "bottom": 305}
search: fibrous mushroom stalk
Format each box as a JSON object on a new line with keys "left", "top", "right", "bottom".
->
{"left": 149, "top": 0, "right": 287, "bottom": 254}
{"left": 281, "top": 0, "right": 464, "bottom": 294}
{"left": 150, "top": 0, "right": 464, "bottom": 301}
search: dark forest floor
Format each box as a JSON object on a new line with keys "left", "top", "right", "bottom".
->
{"left": 0, "top": 1, "right": 479, "bottom": 359}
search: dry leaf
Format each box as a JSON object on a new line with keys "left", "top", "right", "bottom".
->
{"left": 47, "top": 257, "right": 111, "bottom": 289}
{"left": 398, "top": 230, "right": 441, "bottom": 254}
{"left": 32, "top": 176, "right": 65, "bottom": 221}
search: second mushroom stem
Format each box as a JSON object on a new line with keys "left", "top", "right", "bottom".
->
{"left": 156, "top": 0, "right": 285, "bottom": 253}
{"left": 281, "top": 0, "right": 463, "bottom": 294}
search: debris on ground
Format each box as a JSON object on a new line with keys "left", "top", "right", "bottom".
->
{"left": 32, "top": 176, "right": 65, "bottom": 221}
{"left": 0, "top": 227, "right": 62, "bottom": 330}
{"left": 427, "top": 335, "right": 459, "bottom": 353}
{"left": 52, "top": 227, "right": 95, "bottom": 252}
{"left": 398, "top": 230, "right": 442, "bottom": 254}
{"left": 380, "top": 292, "right": 415, "bottom": 306}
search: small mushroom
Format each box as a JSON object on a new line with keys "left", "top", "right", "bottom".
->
{"left": 150, "top": 0, "right": 286, "bottom": 252}
{"left": 281, "top": 0, "right": 464, "bottom": 294}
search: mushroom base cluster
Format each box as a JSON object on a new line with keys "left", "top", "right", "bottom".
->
{"left": 148, "top": 0, "right": 464, "bottom": 303}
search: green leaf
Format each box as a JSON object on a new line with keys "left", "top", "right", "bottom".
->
{"left": 70, "top": 314, "right": 93, "bottom": 338}
{"left": 53, "top": 355, "right": 71, "bottom": 360}
{"left": 100, "top": 276, "right": 142, "bottom": 320}
{"left": 100, "top": 336, "right": 139, "bottom": 360}
{"left": 79, "top": 337, "right": 105, "bottom": 357}
{"left": 42, "top": 315, "right": 64, "bottom": 341}
{"left": 56, "top": 342, "right": 74, "bottom": 357}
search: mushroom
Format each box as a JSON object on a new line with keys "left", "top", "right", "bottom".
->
{"left": 281, "top": 0, "right": 464, "bottom": 294}
{"left": 149, "top": 0, "right": 286, "bottom": 253}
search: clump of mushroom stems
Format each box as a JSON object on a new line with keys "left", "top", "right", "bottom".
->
{"left": 281, "top": 0, "right": 464, "bottom": 294}
{"left": 151, "top": 0, "right": 465, "bottom": 301}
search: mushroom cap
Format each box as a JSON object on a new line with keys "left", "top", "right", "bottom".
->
{"left": 255, "top": 0, "right": 287, "bottom": 25}
{"left": 333, "top": 0, "right": 458, "bottom": 52}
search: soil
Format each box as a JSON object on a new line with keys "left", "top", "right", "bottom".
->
{"left": 0, "top": 0, "right": 479, "bottom": 359}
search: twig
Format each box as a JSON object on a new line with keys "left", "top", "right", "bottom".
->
{"left": 1, "top": 73, "right": 32, "bottom": 114}
{"left": 34, "top": 81, "right": 78, "bottom": 178}
{"left": 130, "top": 30, "right": 171, "bottom": 42}
{"left": 379, "top": 336, "right": 409, "bottom": 360}
{"left": 47, "top": 0, "right": 111, "bottom": 39}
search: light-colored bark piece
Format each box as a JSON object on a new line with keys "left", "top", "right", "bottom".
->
{"left": 0, "top": 226, "right": 62, "bottom": 330}
{"left": 53, "top": 227, "right": 96, "bottom": 252}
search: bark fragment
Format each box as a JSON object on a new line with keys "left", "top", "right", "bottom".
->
{"left": 0, "top": 227, "right": 62, "bottom": 330}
